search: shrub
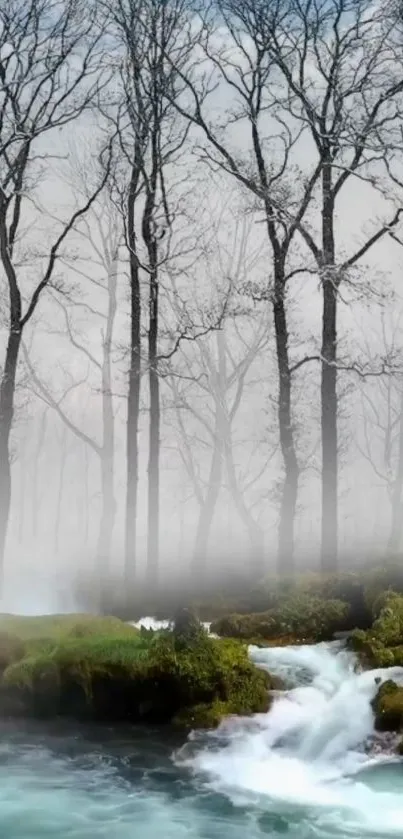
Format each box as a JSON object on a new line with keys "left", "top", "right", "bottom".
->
{"left": 211, "top": 594, "right": 349, "bottom": 643}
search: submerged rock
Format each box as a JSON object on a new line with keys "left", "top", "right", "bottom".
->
{"left": 0, "top": 612, "right": 273, "bottom": 729}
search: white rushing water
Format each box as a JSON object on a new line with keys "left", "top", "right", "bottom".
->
{"left": 132, "top": 617, "right": 214, "bottom": 633}
{"left": 176, "top": 641, "right": 403, "bottom": 837}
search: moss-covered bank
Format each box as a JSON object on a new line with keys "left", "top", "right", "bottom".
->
{"left": 210, "top": 593, "right": 350, "bottom": 644}
{"left": 348, "top": 591, "right": 403, "bottom": 667}
{"left": 204, "top": 565, "right": 403, "bottom": 646}
{"left": 0, "top": 612, "right": 274, "bottom": 729}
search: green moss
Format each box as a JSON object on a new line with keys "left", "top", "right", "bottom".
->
{"left": 370, "top": 592, "right": 403, "bottom": 645}
{"left": 372, "top": 680, "right": 403, "bottom": 731}
{"left": 347, "top": 629, "right": 392, "bottom": 667}
{"left": 172, "top": 607, "right": 206, "bottom": 651}
{"left": 0, "top": 613, "right": 272, "bottom": 728}
{"left": 0, "top": 631, "right": 25, "bottom": 672}
{"left": 363, "top": 563, "right": 403, "bottom": 613}
{"left": 0, "top": 613, "right": 139, "bottom": 642}
{"left": 211, "top": 595, "right": 349, "bottom": 643}
{"left": 349, "top": 593, "right": 403, "bottom": 667}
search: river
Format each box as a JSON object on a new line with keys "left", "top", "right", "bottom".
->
{"left": 1, "top": 638, "right": 403, "bottom": 838}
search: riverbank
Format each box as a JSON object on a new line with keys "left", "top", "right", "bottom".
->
{"left": 0, "top": 611, "right": 274, "bottom": 728}
{"left": 1, "top": 563, "right": 403, "bottom": 735}
{"left": 0, "top": 639, "right": 403, "bottom": 839}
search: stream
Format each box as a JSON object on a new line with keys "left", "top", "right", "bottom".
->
{"left": 1, "top": 637, "right": 403, "bottom": 838}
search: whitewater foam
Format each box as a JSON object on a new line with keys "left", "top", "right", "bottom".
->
{"left": 177, "top": 641, "right": 403, "bottom": 836}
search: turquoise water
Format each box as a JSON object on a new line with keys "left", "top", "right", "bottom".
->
{"left": 1, "top": 642, "right": 403, "bottom": 839}
{"left": 0, "top": 720, "right": 293, "bottom": 839}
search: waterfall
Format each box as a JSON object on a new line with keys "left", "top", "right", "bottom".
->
{"left": 177, "top": 641, "right": 403, "bottom": 836}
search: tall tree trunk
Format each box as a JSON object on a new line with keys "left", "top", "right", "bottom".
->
{"left": 98, "top": 451, "right": 116, "bottom": 580}
{"left": 147, "top": 304, "right": 160, "bottom": 588}
{"left": 83, "top": 441, "right": 90, "bottom": 547}
{"left": 192, "top": 429, "right": 223, "bottom": 583}
{"left": 32, "top": 410, "right": 47, "bottom": 540}
{"left": 124, "top": 166, "right": 142, "bottom": 595}
{"left": 18, "top": 435, "right": 26, "bottom": 545}
{"left": 224, "top": 439, "right": 264, "bottom": 574}
{"left": 54, "top": 425, "right": 68, "bottom": 556}
{"left": 97, "top": 254, "right": 118, "bottom": 583}
{"left": 273, "top": 270, "right": 299, "bottom": 576}
{"left": 388, "top": 387, "right": 403, "bottom": 554}
{"left": 251, "top": 120, "right": 298, "bottom": 576}
{"left": 216, "top": 330, "right": 265, "bottom": 574}
{"left": 146, "top": 261, "right": 159, "bottom": 590}
{"left": 320, "top": 162, "right": 338, "bottom": 572}
{"left": 178, "top": 484, "right": 185, "bottom": 563}
{"left": 0, "top": 324, "right": 22, "bottom": 586}
{"left": 143, "top": 116, "right": 159, "bottom": 591}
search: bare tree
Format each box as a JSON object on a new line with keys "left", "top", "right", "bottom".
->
{"left": 32, "top": 408, "right": 47, "bottom": 539}
{"left": 160, "top": 2, "right": 315, "bottom": 573}
{"left": 54, "top": 148, "right": 122, "bottom": 578}
{"left": 0, "top": 0, "right": 111, "bottom": 585}
{"left": 54, "top": 424, "right": 68, "bottom": 556}
{"left": 168, "top": 311, "right": 269, "bottom": 579}
{"left": 168, "top": 0, "right": 403, "bottom": 571}
{"left": 22, "top": 200, "right": 120, "bottom": 580}
{"left": 355, "top": 312, "right": 403, "bottom": 554}
{"left": 254, "top": 0, "right": 403, "bottom": 571}
{"left": 105, "top": 0, "right": 198, "bottom": 590}
{"left": 161, "top": 208, "right": 268, "bottom": 579}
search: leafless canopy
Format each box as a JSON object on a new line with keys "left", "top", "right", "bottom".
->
{"left": 0, "top": 0, "right": 111, "bottom": 327}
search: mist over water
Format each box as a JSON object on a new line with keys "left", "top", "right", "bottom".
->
{"left": 1, "top": 641, "right": 403, "bottom": 839}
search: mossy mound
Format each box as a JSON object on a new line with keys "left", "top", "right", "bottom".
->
{"left": 0, "top": 613, "right": 139, "bottom": 644}
{"left": 348, "top": 629, "right": 396, "bottom": 668}
{"left": 210, "top": 594, "right": 349, "bottom": 644}
{"left": 0, "top": 612, "right": 272, "bottom": 728}
{"left": 371, "top": 680, "right": 403, "bottom": 732}
{"left": 362, "top": 563, "right": 403, "bottom": 613}
{"left": 348, "top": 593, "right": 403, "bottom": 667}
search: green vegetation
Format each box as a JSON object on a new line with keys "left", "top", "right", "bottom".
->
{"left": 210, "top": 594, "right": 349, "bottom": 644}
{"left": 348, "top": 592, "right": 403, "bottom": 667}
{"left": 2, "top": 563, "right": 403, "bottom": 730}
{"left": 371, "top": 679, "right": 403, "bottom": 732}
{"left": 0, "top": 612, "right": 272, "bottom": 728}
{"left": 199, "top": 564, "right": 403, "bottom": 648}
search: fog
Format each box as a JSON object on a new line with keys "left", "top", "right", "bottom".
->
{"left": 1, "top": 0, "right": 403, "bottom": 615}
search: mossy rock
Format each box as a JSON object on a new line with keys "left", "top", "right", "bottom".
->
{"left": 372, "top": 680, "right": 403, "bottom": 732}
{"left": 370, "top": 592, "right": 403, "bottom": 646}
{"left": 348, "top": 629, "right": 395, "bottom": 668}
{"left": 211, "top": 594, "right": 349, "bottom": 644}
{"left": 348, "top": 593, "right": 403, "bottom": 667}
{"left": 0, "top": 613, "right": 272, "bottom": 728}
